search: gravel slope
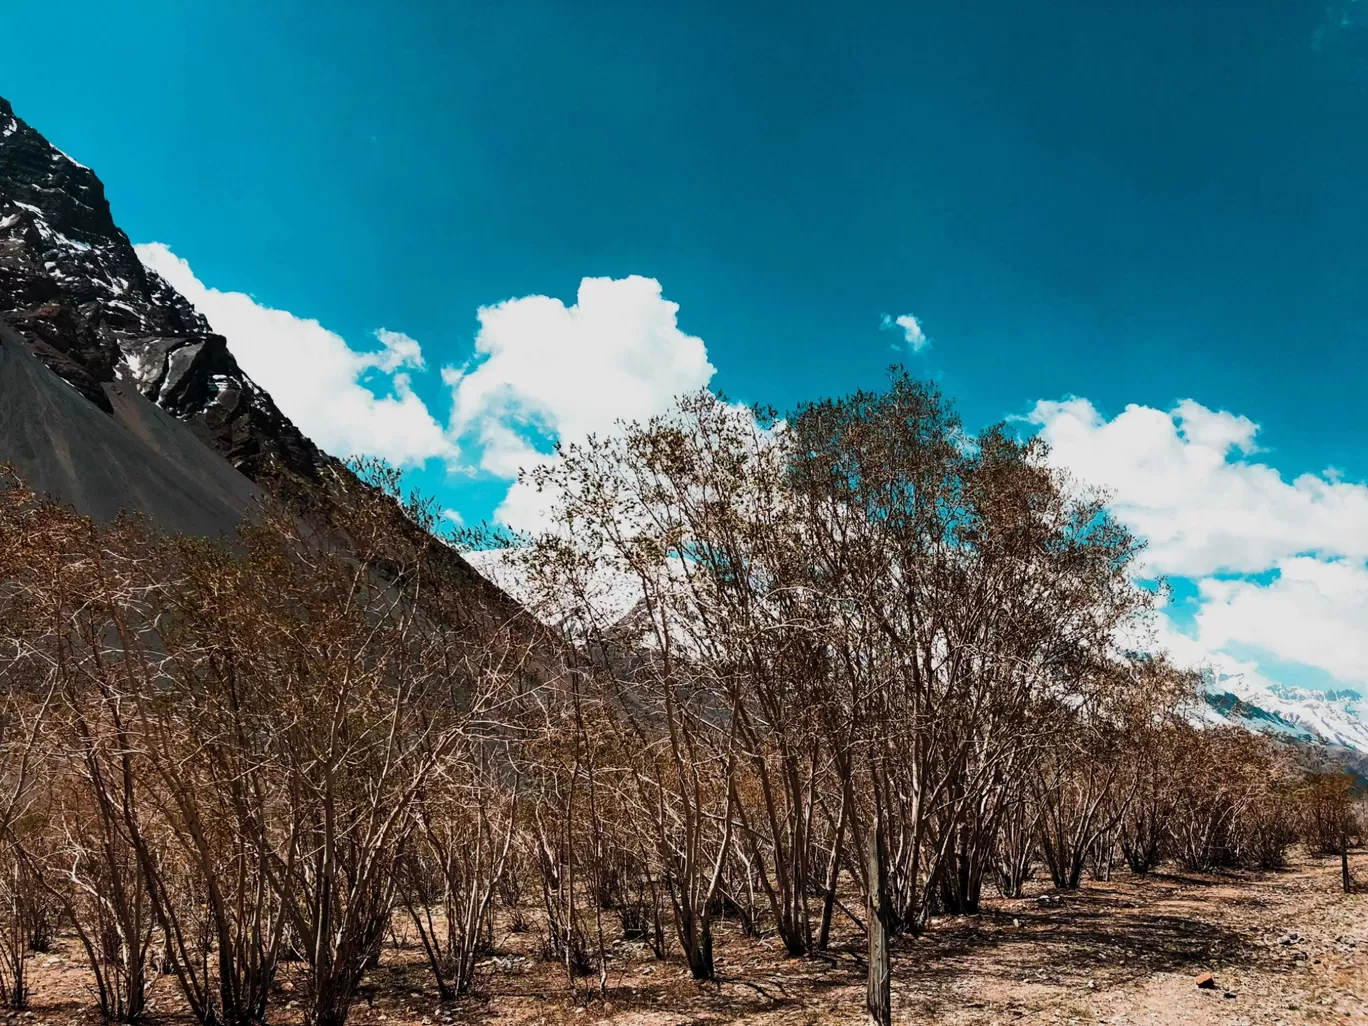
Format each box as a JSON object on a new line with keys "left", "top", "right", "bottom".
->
{"left": 0, "top": 317, "right": 256, "bottom": 538}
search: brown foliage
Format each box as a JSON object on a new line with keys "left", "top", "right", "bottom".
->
{"left": 0, "top": 375, "right": 1351, "bottom": 1026}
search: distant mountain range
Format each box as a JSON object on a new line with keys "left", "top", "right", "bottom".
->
{"left": 1201, "top": 675, "right": 1368, "bottom": 756}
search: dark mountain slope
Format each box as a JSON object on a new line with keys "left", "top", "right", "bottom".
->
{"left": 0, "top": 317, "right": 256, "bottom": 538}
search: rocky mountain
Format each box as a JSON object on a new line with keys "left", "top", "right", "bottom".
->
{"left": 1202, "top": 676, "right": 1368, "bottom": 755}
{"left": 0, "top": 315, "right": 259, "bottom": 537}
{"left": 0, "top": 93, "right": 522, "bottom": 624}
{"left": 0, "top": 94, "right": 322, "bottom": 485}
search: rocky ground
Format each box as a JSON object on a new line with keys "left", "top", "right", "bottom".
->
{"left": 12, "top": 851, "right": 1366, "bottom": 1026}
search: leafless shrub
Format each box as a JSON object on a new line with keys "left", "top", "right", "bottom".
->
{"left": 1, "top": 375, "right": 1348, "bottom": 1026}
{"left": 398, "top": 762, "right": 516, "bottom": 1000}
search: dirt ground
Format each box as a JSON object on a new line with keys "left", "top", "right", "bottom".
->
{"left": 15, "top": 851, "right": 1367, "bottom": 1026}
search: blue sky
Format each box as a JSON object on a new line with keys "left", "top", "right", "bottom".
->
{"left": 5, "top": 0, "right": 1368, "bottom": 698}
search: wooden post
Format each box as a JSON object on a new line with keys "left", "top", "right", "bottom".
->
{"left": 1342, "top": 816, "right": 1352, "bottom": 895}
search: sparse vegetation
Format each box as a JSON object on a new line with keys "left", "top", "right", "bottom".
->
{"left": 0, "top": 377, "right": 1363, "bottom": 1026}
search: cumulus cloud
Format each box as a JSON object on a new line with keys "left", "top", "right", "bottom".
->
{"left": 118, "top": 244, "right": 1368, "bottom": 698}
{"left": 134, "top": 250, "right": 719, "bottom": 535}
{"left": 880, "top": 312, "right": 929, "bottom": 351}
{"left": 136, "top": 243, "right": 455, "bottom": 468}
{"left": 445, "top": 275, "right": 717, "bottom": 532}
{"left": 1195, "top": 558, "right": 1368, "bottom": 684}
{"left": 1027, "top": 397, "right": 1368, "bottom": 578}
{"left": 1028, "top": 395, "right": 1368, "bottom": 690}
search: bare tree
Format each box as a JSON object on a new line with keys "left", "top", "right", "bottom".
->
{"left": 4, "top": 373, "right": 1344, "bottom": 1026}
{"left": 399, "top": 757, "right": 516, "bottom": 999}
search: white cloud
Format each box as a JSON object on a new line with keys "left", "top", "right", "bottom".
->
{"left": 1027, "top": 397, "right": 1368, "bottom": 578}
{"left": 371, "top": 328, "right": 425, "bottom": 372}
{"left": 119, "top": 243, "right": 1368, "bottom": 703}
{"left": 1028, "top": 395, "right": 1368, "bottom": 692}
{"left": 1195, "top": 558, "right": 1368, "bottom": 684}
{"left": 134, "top": 251, "right": 719, "bottom": 534}
{"left": 881, "top": 312, "right": 929, "bottom": 351}
{"left": 136, "top": 243, "right": 455, "bottom": 469}
{"left": 446, "top": 275, "right": 717, "bottom": 533}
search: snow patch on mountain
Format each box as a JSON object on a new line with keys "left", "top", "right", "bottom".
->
{"left": 1202, "top": 672, "right": 1368, "bottom": 753}
{"left": 464, "top": 547, "right": 653, "bottom": 633}
{"left": 0, "top": 93, "right": 325, "bottom": 478}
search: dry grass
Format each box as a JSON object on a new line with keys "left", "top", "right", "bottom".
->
{"left": 14, "top": 851, "right": 1368, "bottom": 1026}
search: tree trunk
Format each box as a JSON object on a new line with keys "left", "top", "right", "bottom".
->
{"left": 683, "top": 911, "right": 714, "bottom": 981}
{"left": 817, "top": 791, "right": 848, "bottom": 951}
{"left": 866, "top": 810, "right": 891, "bottom": 1026}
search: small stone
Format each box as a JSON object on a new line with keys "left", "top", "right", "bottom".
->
{"left": 1223, "top": 992, "right": 1236, "bottom": 999}
{"left": 1195, "top": 972, "right": 1216, "bottom": 989}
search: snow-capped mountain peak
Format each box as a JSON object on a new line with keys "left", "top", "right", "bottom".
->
{"left": 1202, "top": 671, "right": 1368, "bottom": 754}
